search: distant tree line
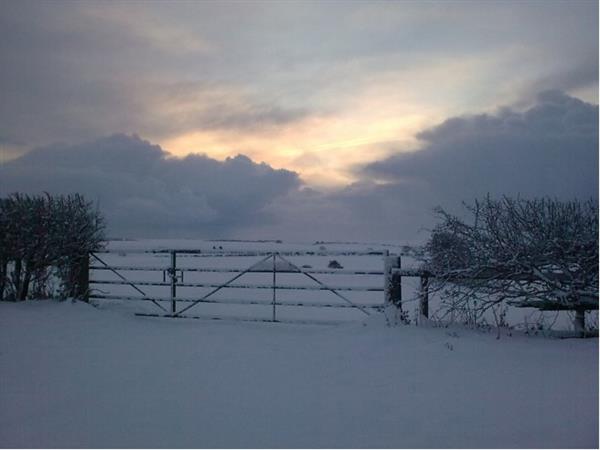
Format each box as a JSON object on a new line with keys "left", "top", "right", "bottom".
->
{"left": 424, "top": 196, "right": 598, "bottom": 331}
{"left": 0, "top": 193, "right": 105, "bottom": 301}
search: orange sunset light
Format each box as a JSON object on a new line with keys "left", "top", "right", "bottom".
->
{"left": 161, "top": 100, "right": 438, "bottom": 188}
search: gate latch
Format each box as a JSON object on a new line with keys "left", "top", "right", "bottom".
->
{"left": 163, "top": 269, "right": 184, "bottom": 283}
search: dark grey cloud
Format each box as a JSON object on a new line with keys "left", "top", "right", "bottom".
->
{"left": 0, "top": 134, "right": 300, "bottom": 237}
{"left": 362, "top": 90, "right": 598, "bottom": 202}
{"left": 242, "top": 179, "right": 440, "bottom": 244}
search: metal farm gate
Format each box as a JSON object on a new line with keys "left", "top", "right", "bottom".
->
{"left": 88, "top": 249, "right": 403, "bottom": 325}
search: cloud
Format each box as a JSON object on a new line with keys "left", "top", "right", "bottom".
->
{"left": 248, "top": 91, "right": 599, "bottom": 243}
{"left": 241, "top": 180, "right": 436, "bottom": 244}
{"left": 362, "top": 90, "right": 598, "bottom": 202}
{"left": 1, "top": 0, "right": 597, "bottom": 165}
{"left": 0, "top": 134, "right": 300, "bottom": 237}
{"left": 529, "top": 60, "right": 598, "bottom": 98}
{"left": 146, "top": 82, "right": 313, "bottom": 137}
{"left": 0, "top": 2, "right": 315, "bottom": 151}
{"left": 80, "top": 3, "right": 215, "bottom": 56}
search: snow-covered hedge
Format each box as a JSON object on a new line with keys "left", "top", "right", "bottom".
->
{"left": 0, "top": 193, "right": 105, "bottom": 301}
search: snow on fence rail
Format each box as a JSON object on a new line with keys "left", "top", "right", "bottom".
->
{"left": 92, "top": 280, "right": 385, "bottom": 291}
{"left": 86, "top": 249, "right": 406, "bottom": 325}
{"left": 96, "top": 249, "right": 389, "bottom": 257}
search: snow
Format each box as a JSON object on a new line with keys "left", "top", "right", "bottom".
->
{"left": 1, "top": 299, "right": 597, "bottom": 448}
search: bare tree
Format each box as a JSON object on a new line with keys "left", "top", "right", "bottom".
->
{"left": 425, "top": 196, "right": 598, "bottom": 333}
{"left": 0, "top": 193, "right": 105, "bottom": 301}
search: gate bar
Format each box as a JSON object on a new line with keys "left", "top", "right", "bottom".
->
{"left": 135, "top": 312, "right": 344, "bottom": 326}
{"left": 90, "top": 293, "right": 383, "bottom": 309}
{"left": 90, "top": 279, "right": 383, "bottom": 291}
{"left": 90, "top": 265, "right": 384, "bottom": 275}
{"left": 89, "top": 252, "right": 167, "bottom": 313}
{"left": 175, "top": 253, "right": 274, "bottom": 316}
{"left": 95, "top": 249, "right": 386, "bottom": 257}
{"left": 277, "top": 254, "right": 371, "bottom": 316}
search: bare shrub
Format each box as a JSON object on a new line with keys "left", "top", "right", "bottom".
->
{"left": 0, "top": 193, "right": 105, "bottom": 301}
{"left": 425, "top": 196, "right": 598, "bottom": 332}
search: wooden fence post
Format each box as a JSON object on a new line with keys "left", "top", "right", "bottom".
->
{"left": 384, "top": 253, "right": 402, "bottom": 310}
{"left": 419, "top": 275, "right": 429, "bottom": 323}
{"left": 76, "top": 254, "right": 90, "bottom": 302}
{"left": 573, "top": 308, "right": 586, "bottom": 337}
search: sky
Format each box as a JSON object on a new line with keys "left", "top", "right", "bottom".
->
{"left": 0, "top": 0, "right": 598, "bottom": 242}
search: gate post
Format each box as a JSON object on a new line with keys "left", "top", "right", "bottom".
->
{"left": 170, "top": 250, "right": 177, "bottom": 314}
{"left": 76, "top": 253, "right": 90, "bottom": 302}
{"left": 384, "top": 252, "right": 402, "bottom": 309}
{"left": 419, "top": 275, "right": 429, "bottom": 323}
{"left": 573, "top": 308, "right": 586, "bottom": 337}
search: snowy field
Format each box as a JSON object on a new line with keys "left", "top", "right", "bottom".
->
{"left": 1, "top": 239, "right": 598, "bottom": 448}
{"left": 1, "top": 299, "right": 598, "bottom": 448}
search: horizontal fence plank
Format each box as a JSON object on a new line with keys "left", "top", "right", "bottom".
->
{"left": 90, "top": 265, "right": 168, "bottom": 272}
{"left": 90, "top": 279, "right": 383, "bottom": 291}
{"left": 90, "top": 294, "right": 383, "bottom": 309}
{"left": 508, "top": 298, "right": 598, "bottom": 311}
{"left": 392, "top": 267, "right": 588, "bottom": 284}
{"left": 93, "top": 249, "right": 386, "bottom": 257}
{"left": 393, "top": 268, "right": 428, "bottom": 277}
{"left": 91, "top": 280, "right": 169, "bottom": 287}
{"left": 179, "top": 268, "right": 385, "bottom": 275}
{"left": 90, "top": 265, "right": 383, "bottom": 275}
{"left": 176, "top": 282, "right": 384, "bottom": 291}
{"left": 134, "top": 313, "right": 345, "bottom": 326}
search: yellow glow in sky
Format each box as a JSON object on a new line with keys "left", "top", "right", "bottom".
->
{"left": 160, "top": 95, "right": 440, "bottom": 188}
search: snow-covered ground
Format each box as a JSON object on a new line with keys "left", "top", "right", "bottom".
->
{"left": 1, "top": 299, "right": 597, "bottom": 448}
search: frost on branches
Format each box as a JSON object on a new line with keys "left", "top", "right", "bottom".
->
{"left": 0, "top": 193, "right": 105, "bottom": 301}
{"left": 425, "top": 196, "right": 598, "bottom": 330}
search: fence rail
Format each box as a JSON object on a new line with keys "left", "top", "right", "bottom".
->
{"left": 96, "top": 249, "right": 388, "bottom": 257}
{"left": 91, "top": 279, "right": 384, "bottom": 291}
{"left": 91, "top": 294, "right": 383, "bottom": 309}
{"left": 133, "top": 313, "right": 345, "bottom": 326}
{"left": 90, "top": 265, "right": 384, "bottom": 275}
